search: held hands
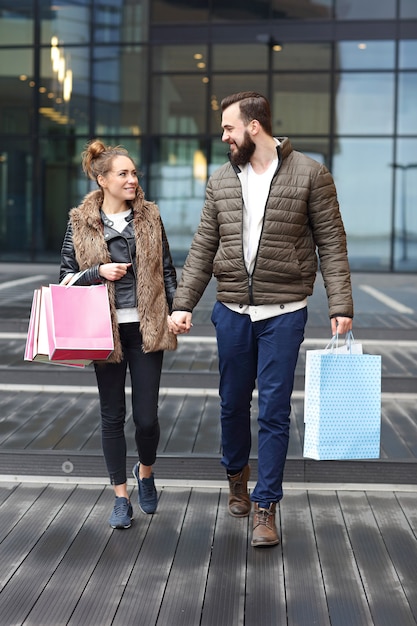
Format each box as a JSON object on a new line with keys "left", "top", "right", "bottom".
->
{"left": 99, "top": 263, "right": 131, "bottom": 281}
{"left": 331, "top": 316, "right": 353, "bottom": 336}
{"left": 168, "top": 311, "right": 193, "bottom": 335}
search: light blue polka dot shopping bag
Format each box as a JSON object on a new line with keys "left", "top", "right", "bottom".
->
{"left": 303, "top": 332, "right": 381, "bottom": 460}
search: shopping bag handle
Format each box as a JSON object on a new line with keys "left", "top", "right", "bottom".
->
{"left": 326, "top": 330, "right": 356, "bottom": 353}
{"left": 60, "top": 270, "right": 88, "bottom": 288}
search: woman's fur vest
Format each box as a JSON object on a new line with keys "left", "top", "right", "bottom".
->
{"left": 69, "top": 187, "right": 177, "bottom": 362}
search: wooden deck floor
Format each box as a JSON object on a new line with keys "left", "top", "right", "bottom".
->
{"left": 0, "top": 480, "right": 416, "bottom": 626}
{"left": 0, "top": 264, "right": 416, "bottom": 625}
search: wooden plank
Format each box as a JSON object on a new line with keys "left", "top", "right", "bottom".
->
{"left": 200, "top": 490, "right": 248, "bottom": 626}
{"left": 367, "top": 491, "right": 417, "bottom": 619}
{"left": 23, "top": 487, "right": 113, "bottom": 625}
{"left": 192, "top": 396, "right": 222, "bottom": 454}
{"left": 111, "top": 488, "right": 191, "bottom": 626}
{"left": 0, "top": 483, "right": 45, "bottom": 544}
{"left": 245, "top": 504, "right": 287, "bottom": 624}
{"left": 28, "top": 396, "right": 96, "bottom": 450}
{"left": 1, "top": 394, "right": 69, "bottom": 449}
{"left": 0, "top": 485, "right": 98, "bottom": 625}
{"left": 0, "top": 393, "right": 55, "bottom": 446}
{"left": 163, "top": 396, "right": 207, "bottom": 454}
{"left": 396, "top": 491, "right": 417, "bottom": 535}
{"left": 339, "top": 491, "right": 417, "bottom": 626}
{"left": 281, "top": 490, "right": 331, "bottom": 626}
{"left": 309, "top": 491, "right": 373, "bottom": 625}
{"left": 53, "top": 397, "right": 100, "bottom": 450}
{"left": 156, "top": 489, "right": 219, "bottom": 626}
{"left": 68, "top": 488, "right": 152, "bottom": 626}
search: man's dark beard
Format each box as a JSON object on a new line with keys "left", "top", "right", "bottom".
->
{"left": 230, "top": 131, "right": 256, "bottom": 166}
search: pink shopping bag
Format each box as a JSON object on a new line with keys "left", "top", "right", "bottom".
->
{"left": 24, "top": 287, "right": 90, "bottom": 367}
{"left": 46, "top": 283, "right": 114, "bottom": 361}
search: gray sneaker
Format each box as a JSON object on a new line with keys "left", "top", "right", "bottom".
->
{"left": 109, "top": 496, "right": 133, "bottom": 529}
{"left": 132, "top": 463, "right": 158, "bottom": 514}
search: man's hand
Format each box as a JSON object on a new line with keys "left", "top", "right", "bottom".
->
{"left": 169, "top": 311, "right": 193, "bottom": 335}
{"left": 331, "top": 316, "right": 353, "bottom": 336}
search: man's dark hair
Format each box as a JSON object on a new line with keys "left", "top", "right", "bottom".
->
{"left": 221, "top": 92, "right": 273, "bottom": 136}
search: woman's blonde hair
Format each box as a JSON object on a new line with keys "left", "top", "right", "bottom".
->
{"left": 81, "top": 139, "right": 135, "bottom": 183}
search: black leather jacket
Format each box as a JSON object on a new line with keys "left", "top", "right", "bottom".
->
{"left": 59, "top": 211, "right": 177, "bottom": 312}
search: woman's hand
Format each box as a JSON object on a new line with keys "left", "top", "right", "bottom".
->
{"left": 168, "top": 311, "right": 193, "bottom": 335}
{"left": 99, "top": 263, "right": 131, "bottom": 281}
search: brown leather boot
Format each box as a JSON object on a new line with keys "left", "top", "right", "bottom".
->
{"left": 251, "top": 503, "right": 280, "bottom": 547}
{"left": 227, "top": 465, "right": 251, "bottom": 517}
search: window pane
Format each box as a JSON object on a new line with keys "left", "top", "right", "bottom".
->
{"left": 212, "top": 44, "right": 268, "bottom": 71}
{"left": 151, "top": 0, "right": 209, "bottom": 22}
{"left": 333, "top": 138, "right": 393, "bottom": 270}
{"left": 399, "top": 41, "right": 417, "bottom": 69}
{"left": 40, "top": 0, "right": 91, "bottom": 45}
{"left": 94, "top": 46, "right": 147, "bottom": 136}
{"left": 209, "top": 137, "right": 229, "bottom": 173}
{"left": 39, "top": 46, "right": 89, "bottom": 134}
{"left": 39, "top": 136, "right": 83, "bottom": 255}
{"left": 271, "top": 0, "right": 332, "bottom": 19}
{"left": 272, "top": 73, "right": 331, "bottom": 136}
{"left": 393, "top": 140, "right": 417, "bottom": 271}
{"left": 398, "top": 73, "right": 417, "bottom": 135}
{"left": 149, "top": 138, "right": 207, "bottom": 263}
{"left": 210, "top": 74, "right": 268, "bottom": 133}
{"left": 0, "top": 1, "right": 33, "bottom": 45}
{"left": 291, "top": 138, "right": 330, "bottom": 165}
{"left": 272, "top": 43, "right": 331, "bottom": 71}
{"left": 336, "top": 41, "right": 395, "bottom": 70}
{"left": 212, "top": 0, "right": 269, "bottom": 21}
{"left": 152, "top": 75, "right": 207, "bottom": 134}
{"left": 153, "top": 45, "right": 208, "bottom": 72}
{"left": 335, "top": 0, "right": 395, "bottom": 19}
{"left": 0, "top": 137, "right": 32, "bottom": 260}
{"left": 334, "top": 73, "right": 395, "bottom": 135}
{"left": 0, "top": 49, "right": 34, "bottom": 135}
{"left": 400, "top": 0, "right": 417, "bottom": 18}
{"left": 94, "top": 0, "right": 148, "bottom": 44}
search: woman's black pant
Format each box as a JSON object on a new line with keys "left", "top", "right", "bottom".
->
{"left": 94, "top": 322, "right": 163, "bottom": 485}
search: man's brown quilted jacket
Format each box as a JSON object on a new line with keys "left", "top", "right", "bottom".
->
{"left": 173, "top": 137, "right": 353, "bottom": 320}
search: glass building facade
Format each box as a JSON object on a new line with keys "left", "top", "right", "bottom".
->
{"left": 1, "top": 0, "right": 417, "bottom": 271}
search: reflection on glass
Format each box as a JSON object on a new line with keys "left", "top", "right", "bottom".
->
{"left": 149, "top": 139, "right": 208, "bottom": 262}
{"left": 152, "top": 75, "right": 207, "bottom": 134}
{"left": 212, "top": 0, "right": 269, "bottom": 21}
{"left": 93, "top": 46, "right": 147, "bottom": 136}
{"left": 0, "top": 2, "right": 33, "bottom": 45}
{"left": 332, "top": 138, "right": 393, "bottom": 270}
{"left": 0, "top": 49, "right": 33, "bottom": 134}
{"left": 272, "top": 43, "right": 331, "bottom": 71}
{"left": 272, "top": 73, "right": 331, "bottom": 137}
{"left": 153, "top": 45, "right": 208, "bottom": 72}
{"left": 334, "top": 73, "right": 394, "bottom": 135}
{"left": 39, "top": 46, "right": 89, "bottom": 134}
{"left": 0, "top": 138, "right": 32, "bottom": 258}
{"left": 271, "top": 0, "right": 332, "bottom": 19}
{"left": 40, "top": 0, "right": 90, "bottom": 45}
{"left": 94, "top": 0, "right": 148, "bottom": 43}
{"left": 212, "top": 45, "right": 268, "bottom": 71}
{"left": 210, "top": 75, "right": 268, "bottom": 133}
{"left": 335, "top": 0, "right": 395, "bottom": 19}
{"left": 398, "top": 73, "right": 417, "bottom": 135}
{"left": 400, "top": 0, "right": 417, "bottom": 18}
{"left": 393, "top": 140, "right": 417, "bottom": 270}
{"left": 336, "top": 41, "right": 395, "bottom": 70}
{"left": 151, "top": 0, "right": 209, "bottom": 22}
{"left": 399, "top": 41, "right": 417, "bottom": 69}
